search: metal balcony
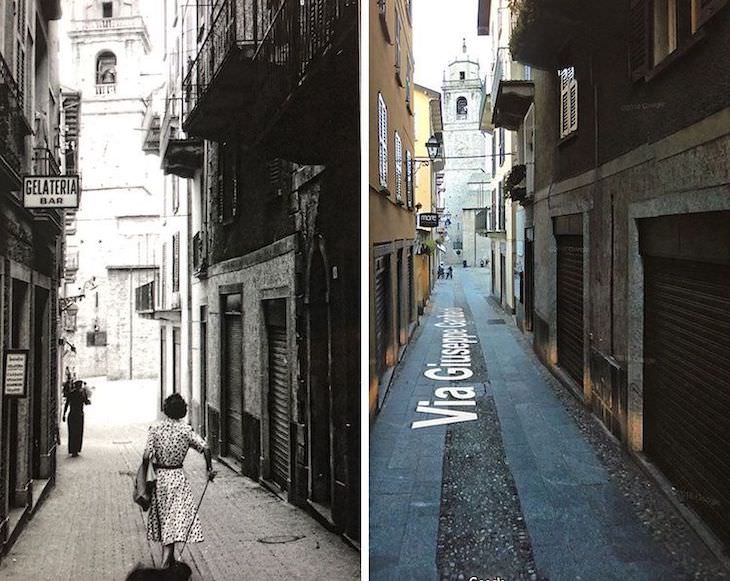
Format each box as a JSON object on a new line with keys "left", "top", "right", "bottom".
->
{"left": 182, "top": 0, "right": 357, "bottom": 161}
{"left": 135, "top": 280, "right": 155, "bottom": 314}
{"left": 0, "top": 53, "right": 32, "bottom": 191}
{"left": 33, "top": 146, "right": 61, "bottom": 176}
{"left": 160, "top": 97, "right": 202, "bottom": 179}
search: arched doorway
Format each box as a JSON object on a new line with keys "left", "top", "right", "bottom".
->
{"left": 306, "top": 236, "right": 333, "bottom": 512}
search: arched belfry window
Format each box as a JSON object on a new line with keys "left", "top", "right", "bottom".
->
{"left": 456, "top": 96, "right": 468, "bottom": 116}
{"left": 97, "top": 51, "right": 117, "bottom": 85}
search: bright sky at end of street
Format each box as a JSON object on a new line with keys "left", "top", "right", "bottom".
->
{"left": 413, "top": 0, "right": 492, "bottom": 93}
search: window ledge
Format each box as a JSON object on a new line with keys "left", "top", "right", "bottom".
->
{"left": 378, "top": 185, "right": 391, "bottom": 196}
{"left": 643, "top": 29, "right": 707, "bottom": 83}
{"left": 558, "top": 131, "right": 578, "bottom": 147}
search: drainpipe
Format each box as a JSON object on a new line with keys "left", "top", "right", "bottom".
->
{"left": 129, "top": 267, "right": 134, "bottom": 379}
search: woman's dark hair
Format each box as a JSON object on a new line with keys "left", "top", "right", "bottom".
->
{"left": 163, "top": 393, "right": 187, "bottom": 420}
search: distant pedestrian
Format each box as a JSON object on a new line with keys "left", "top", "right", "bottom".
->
{"left": 62, "top": 379, "right": 90, "bottom": 457}
{"left": 447, "top": 266, "right": 453, "bottom": 279}
{"left": 144, "top": 393, "right": 216, "bottom": 569}
{"left": 437, "top": 264, "right": 444, "bottom": 279}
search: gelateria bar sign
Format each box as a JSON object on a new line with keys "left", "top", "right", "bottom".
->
{"left": 412, "top": 307, "right": 479, "bottom": 429}
{"left": 23, "top": 175, "right": 80, "bottom": 209}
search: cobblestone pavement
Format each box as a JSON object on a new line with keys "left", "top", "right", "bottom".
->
{"left": 370, "top": 268, "right": 728, "bottom": 581}
{"left": 0, "top": 379, "right": 359, "bottom": 581}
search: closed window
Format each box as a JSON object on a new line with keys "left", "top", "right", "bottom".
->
{"left": 378, "top": 93, "right": 388, "bottom": 190}
{"left": 405, "top": 150, "right": 413, "bottom": 208}
{"left": 394, "top": 131, "right": 403, "bottom": 203}
{"left": 172, "top": 232, "right": 180, "bottom": 293}
{"left": 559, "top": 66, "right": 577, "bottom": 139}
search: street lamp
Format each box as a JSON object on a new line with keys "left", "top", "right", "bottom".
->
{"left": 426, "top": 134, "right": 441, "bottom": 161}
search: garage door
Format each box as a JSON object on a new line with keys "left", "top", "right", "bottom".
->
{"left": 374, "top": 256, "right": 389, "bottom": 377}
{"left": 266, "top": 299, "right": 290, "bottom": 491}
{"left": 556, "top": 235, "right": 584, "bottom": 387}
{"left": 644, "top": 256, "right": 730, "bottom": 548}
{"left": 223, "top": 294, "right": 244, "bottom": 461}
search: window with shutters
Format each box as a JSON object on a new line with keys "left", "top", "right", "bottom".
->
{"left": 498, "top": 181, "right": 505, "bottom": 231}
{"left": 405, "top": 56, "right": 412, "bottom": 112}
{"left": 559, "top": 66, "right": 578, "bottom": 139}
{"left": 394, "top": 131, "right": 403, "bottom": 204}
{"left": 378, "top": 93, "right": 388, "bottom": 190}
{"left": 172, "top": 176, "right": 180, "bottom": 214}
{"left": 219, "top": 141, "right": 238, "bottom": 223}
{"left": 172, "top": 232, "right": 180, "bottom": 293}
{"left": 498, "top": 127, "right": 506, "bottom": 165}
{"left": 395, "top": 10, "right": 402, "bottom": 83}
{"left": 405, "top": 150, "right": 413, "bottom": 209}
{"left": 630, "top": 0, "right": 724, "bottom": 76}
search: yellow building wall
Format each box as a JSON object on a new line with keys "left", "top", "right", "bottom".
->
{"left": 369, "top": 0, "right": 416, "bottom": 419}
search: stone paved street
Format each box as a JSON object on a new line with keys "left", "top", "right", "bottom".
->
{"left": 0, "top": 379, "right": 359, "bottom": 581}
{"left": 370, "top": 268, "right": 728, "bottom": 581}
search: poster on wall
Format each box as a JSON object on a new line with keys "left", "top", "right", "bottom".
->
{"left": 3, "top": 350, "right": 29, "bottom": 397}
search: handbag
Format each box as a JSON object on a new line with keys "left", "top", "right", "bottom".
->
{"left": 133, "top": 457, "right": 157, "bottom": 511}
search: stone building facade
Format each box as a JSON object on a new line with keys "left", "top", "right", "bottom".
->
{"left": 61, "top": 0, "right": 162, "bottom": 381}
{"left": 160, "top": 0, "right": 360, "bottom": 542}
{"left": 440, "top": 42, "right": 490, "bottom": 267}
{"left": 0, "top": 0, "right": 64, "bottom": 560}
{"left": 506, "top": 0, "right": 730, "bottom": 554}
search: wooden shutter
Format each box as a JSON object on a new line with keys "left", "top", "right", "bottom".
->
{"left": 394, "top": 131, "right": 402, "bottom": 203}
{"left": 629, "top": 0, "right": 653, "bottom": 79}
{"left": 378, "top": 93, "right": 388, "bottom": 189}
{"left": 559, "top": 67, "right": 577, "bottom": 138}
{"left": 405, "top": 150, "right": 413, "bottom": 208}
{"left": 556, "top": 235, "right": 585, "bottom": 386}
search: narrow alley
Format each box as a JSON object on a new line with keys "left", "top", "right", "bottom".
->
{"left": 370, "top": 269, "right": 728, "bottom": 581}
{"left": 0, "top": 379, "right": 358, "bottom": 581}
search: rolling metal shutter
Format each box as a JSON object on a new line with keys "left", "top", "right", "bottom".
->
{"left": 267, "top": 305, "right": 290, "bottom": 490}
{"left": 407, "top": 249, "right": 414, "bottom": 322}
{"left": 644, "top": 256, "right": 730, "bottom": 548}
{"left": 374, "top": 256, "right": 388, "bottom": 377}
{"left": 224, "top": 313, "right": 244, "bottom": 460}
{"left": 556, "top": 235, "right": 584, "bottom": 386}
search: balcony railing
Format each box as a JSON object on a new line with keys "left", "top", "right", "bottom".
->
{"left": 73, "top": 16, "right": 146, "bottom": 32}
{"left": 0, "top": 52, "right": 31, "bottom": 183}
{"left": 135, "top": 280, "right": 155, "bottom": 313}
{"left": 95, "top": 83, "right": 116, "bottom": 96}
{"left": 183, "top": 0, "right": 258, "bottom": 124}
{"left": 33, "top": 146, "right": 61, "bottom": 176}
{"left": 182, "top": 0, "right": 356, "bottom": 140}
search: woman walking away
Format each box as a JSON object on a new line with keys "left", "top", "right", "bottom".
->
{"left": 62, "top": 379, "right": 90, "bottom": 457}
{"left": 145, "top": 393, "right": 216, "bottom": 569}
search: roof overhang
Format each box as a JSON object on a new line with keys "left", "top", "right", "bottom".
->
{"left": 492, "top": 80, "right": 535, "bottom": 131}
{"left": 477, "top": 0, "right": 492, "bottom": 35}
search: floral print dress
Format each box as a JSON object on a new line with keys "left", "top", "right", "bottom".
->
{"left": 145, "top": 418, "right": 208, "bottom": 544}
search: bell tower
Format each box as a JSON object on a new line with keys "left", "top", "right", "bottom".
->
{"left": 441, "top": 40, "right": 488, "bottom": 265}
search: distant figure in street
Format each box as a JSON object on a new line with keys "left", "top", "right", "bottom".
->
{"left": 62, "top": 379, "right": 90, "bottom": 457}
{"left": 437, "top": 264, "right": 444, "bottom": 279}
{"left": 145, "top": 394, "right": 216, "bottom": 569}
{"left": 447, "top": 266, "right": 453, "bottom": 279}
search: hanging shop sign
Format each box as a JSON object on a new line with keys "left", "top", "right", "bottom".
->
{"left": 23, "top": 175, "right": 80, "bottom": 209}
{"left": 418, "top": 212, "right": 439, "bottom": 228}
{"left": 3, "top": 350, "right": 29, "bottom": 398}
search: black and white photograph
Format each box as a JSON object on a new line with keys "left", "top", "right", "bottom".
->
{"left": 0, "top": 0, "right": 360, "bottom": 579}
